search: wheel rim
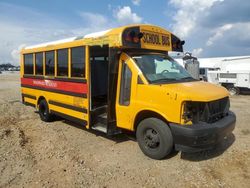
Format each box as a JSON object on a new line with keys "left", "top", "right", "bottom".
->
{"left": 143, "top": 128, "right": 160, "bottom": 149}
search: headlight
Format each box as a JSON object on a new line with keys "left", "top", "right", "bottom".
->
{"left": 182, "top": 102, "right": 193, "bottom": 124}
{"left": 182, "top": 101, "right": 205, "bottom": 124}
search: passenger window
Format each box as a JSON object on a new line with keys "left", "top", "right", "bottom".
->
{"left": 24, "top": 54, "right": 33, "bottom": 74}
{"left": 35, "top": 52, "right": 43, "bottom": 75}
{"left": 119, "top": 62, "right": 132, "bottom": 106}
{"left": 71, "top": 46, "right": 85, "bottom": 77}
{"left": 45, "top": 51, "right": 55, "bottom": 76}
{"left": 57, "top": 49, "right": 68, "bottom": 76}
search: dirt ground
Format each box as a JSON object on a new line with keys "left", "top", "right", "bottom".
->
{"left": 0, "top": 72, "right": 250, "bottom": 188}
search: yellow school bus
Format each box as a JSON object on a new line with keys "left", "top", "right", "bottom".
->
{"left": 20, "top": 24, "right": 236, "bottom": 159}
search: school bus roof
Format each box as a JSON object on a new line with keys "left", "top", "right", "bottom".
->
{"left": 24, "top": 29, "right": 112, "bottom": 50}
{"left": 22, "top": 24, "right": 184, "bottom": 53}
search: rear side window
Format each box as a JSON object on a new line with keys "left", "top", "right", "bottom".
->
{"left": 24, "top": 54, "right": 33, "bottom": 74}
{"left": 45, "top": 51, "right": 55, "bottom": 76}
{"left": 119, "top": 62, "right": 132, "bottom": 106}
{"left": 35, "top": 52, "right": 43, "bottom": 75}
{"left": 57, "top": 49, "right": 68, "bottom": 76}
{"left": 71, "top": 46, "right": 85, "bottom": 77}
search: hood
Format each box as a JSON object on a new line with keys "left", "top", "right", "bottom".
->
{"left": 161, "top": 81, "right": 229, "bottom": 102}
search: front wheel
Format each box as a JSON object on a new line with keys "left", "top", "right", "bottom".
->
{"left": 136, "top": 118, "right": 173, "bottom": 160}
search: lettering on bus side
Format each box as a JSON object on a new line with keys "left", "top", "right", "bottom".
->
{"left": 142, "top": 32, "right": 170, "bottom": 46}
{"left": 33, "top": 80, "right": 58, "bottom": 88}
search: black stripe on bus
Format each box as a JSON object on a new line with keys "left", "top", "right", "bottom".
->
{"left": 23, "top": 75, "right": 44, "bottom": 79}
{"left": 49, "top": 100, "right": 87, "bottom": 114}
{"left": 24, "top": 101, "right": 36, "bottom": 108}
{"left": 54, "top": 77, "right": 87, "bottom": 83}
{"left": 50, "top": 110, "right": 87, "bottom": 126}
{"left": 21, "top": 84, "right": 87, "bottom": 98}
{"left": 22, "top": 93, "right": 36, "bottom": 100}
{"left": 23, "top": 75, "right": 87, "bottom": 83}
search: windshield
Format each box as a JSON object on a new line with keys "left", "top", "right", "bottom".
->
{"left": 132, "top": 54, "right": 195, "bottom": 84}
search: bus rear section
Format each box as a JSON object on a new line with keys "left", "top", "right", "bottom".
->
{"left": 21, "top": 46, "right": 89, "bottom": 127}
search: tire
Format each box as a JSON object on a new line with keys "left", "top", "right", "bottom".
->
{"left": 227, "top": 86, "right": 240, "bottom": 95}
{"left": 136, "top": 118, "right": 173, "bottom": 160}
{"left": 38, "top": 99, "right": 53, "bottom": 122}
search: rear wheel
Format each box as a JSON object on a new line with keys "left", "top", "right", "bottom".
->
{"left": 136, "top": 118, "right": 173, "bottom": 160}
{"left": 38, "top": 99, "right": 53, "bottom": 122}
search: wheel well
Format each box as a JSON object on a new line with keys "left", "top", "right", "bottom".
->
{"left": 37, "top": 96, "right": 46, "bottom": 106}
{"left": 134, "top": 110, "right": 168, "bottom": 131}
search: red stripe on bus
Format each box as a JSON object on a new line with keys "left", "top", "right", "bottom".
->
{"left": 21, "top": 78, "right": 88, "bottom": 94}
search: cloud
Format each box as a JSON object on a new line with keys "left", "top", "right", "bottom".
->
{"left": 0, "top": 3, "right": 144, "bottom": 65}
{"left": 200, "top": 0, "right": 250, "bottom": 28}
{"left": 132, "top": 0, "right": 141, "bottom": 6}
{"left": 78, "top": 12, "right": 109, "bottom": 29}
{"left": 206, "top": 24, "right": 232, "bottom": 46}
{"left": 11, "top": 44, "right": 27, "bottom": 63}
{"left": 204, "top": 22, "right": 250, "bottom": 57}
{"left": 168, "top": 0, "right": 250, "bottom": 57}
{"left": 0, "top": 22, "right": 74, "bottom": 65}
{"left": 192, "top": 48, "right": 203, "bottom": 57}
{"left": 169, "top": 0, "right": 224, "bottom": 38}
{"left": 114, "top": 6, "right": 142, "bottom": 25}
{"left": 0, "top": 2, "right": 77, "bottom": 65}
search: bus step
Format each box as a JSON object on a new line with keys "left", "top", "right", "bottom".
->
{"left": 92, "top": 113, "right": 107, "bottom": 133}
{"left": 94, "top": 112, "right": 106, "bottom": 124}
{"left": 99, "top": 113, "right": 107, "bottom": 119}
{"left": 92, "top": 122, "right": 107, "bottom": 133}
{"left": 91, "top": 105, "right": 107, "bottom": 116}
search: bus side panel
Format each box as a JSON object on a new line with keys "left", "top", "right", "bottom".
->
{"left": 21, "top": 85, "right": 89, "bottom": 127}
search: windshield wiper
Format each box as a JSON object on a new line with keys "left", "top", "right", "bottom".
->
{"left": 179, "top": 76, "right": 195, "bottom": 81}
{"left": 151, "top": 78, "right": 177, "bottom": 83}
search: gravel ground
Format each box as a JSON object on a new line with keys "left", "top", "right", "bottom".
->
{"left": 0, "top": 72, "right": 250, "bottom": 188}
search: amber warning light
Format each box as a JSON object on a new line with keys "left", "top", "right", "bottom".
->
{"left": 125, "top": 31, "right": 144, "bottom": 43}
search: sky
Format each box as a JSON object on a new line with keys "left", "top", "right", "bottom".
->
{"left": 0, "top": 0, "right": 250, "bottom": 65}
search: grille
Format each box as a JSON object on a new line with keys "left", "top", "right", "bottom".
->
{"left": 202, "top": 97, "right": 229, "bottom": 123}
{"left": 184, "top": 97, "right": 230, "bottom": 124}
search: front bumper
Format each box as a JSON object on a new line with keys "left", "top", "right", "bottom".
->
{"left": 169, "top": 111, "right": 236, "bottom": 152}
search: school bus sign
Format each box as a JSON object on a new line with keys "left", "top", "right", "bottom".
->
{"left": 141, "top": 29, "right": 171, "bottom": 50}
{"left": 142, "top": 31, "right": 170, "bottom": 46}
{"left": 121, "top": 25, "right": 177, "bottom": 51}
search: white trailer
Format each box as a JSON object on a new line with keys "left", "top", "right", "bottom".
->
{"left": 206, "top": 56, "right": 250, "bottom": 95}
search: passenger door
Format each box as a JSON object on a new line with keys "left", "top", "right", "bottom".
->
{"left": 116, "top": 53, "right": 137, "bottom": 130}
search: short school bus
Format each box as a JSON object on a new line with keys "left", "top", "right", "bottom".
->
{"left": 20, "top": 24, "right": 236, "bottom": 159}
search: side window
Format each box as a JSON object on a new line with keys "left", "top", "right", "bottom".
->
{"left": 24, "top": 54, "right": 33, "bottom": 74}
{"left": 119, "top": 62, "right": 132, "bottom": 106}
{"left": 71, "top": 46, "right": 85, "bottom": 77}
{"left": 35, "top": 52, "right": 43, "bottom": 75}
{"left": 45, "top": 51, "right": 55, "bottom": 76}
{"left": 57, "top": 49, "right": 68, "bottom": 76}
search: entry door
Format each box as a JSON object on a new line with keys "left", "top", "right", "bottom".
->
{"left": 116, "top": 53, "right": 137, "bottom": 130}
